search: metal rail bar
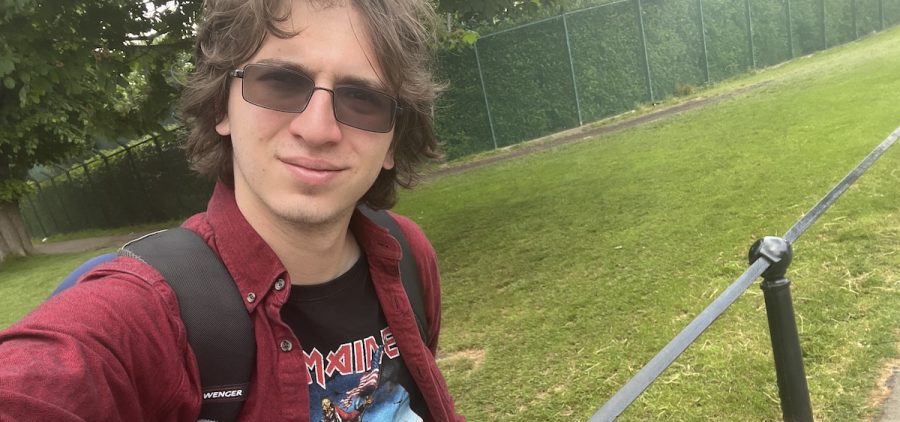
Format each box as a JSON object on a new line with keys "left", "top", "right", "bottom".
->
{"left": 589, "top": 125, "right": 900, "bottom": 421}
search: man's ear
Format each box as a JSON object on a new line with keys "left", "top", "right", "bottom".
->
{"left": 382, "top": 148, "right": 395, "bottom": 170}
{"left": 215, "top": 114, "right": 231, "bottom": 136}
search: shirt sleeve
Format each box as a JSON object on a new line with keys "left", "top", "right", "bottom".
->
{"left": 0, "top": 260, "right": 200, "bottom": 421}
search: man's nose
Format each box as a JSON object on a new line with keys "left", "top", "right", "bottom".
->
{"left": 289, "top": 88, "right": 342, "bottom": 144}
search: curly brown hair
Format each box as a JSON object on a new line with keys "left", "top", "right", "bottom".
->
{"left": 181, "top": 0, "right": 442, "bottom": 209}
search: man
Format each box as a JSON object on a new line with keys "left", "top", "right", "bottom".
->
{"left": 0, "top": 0, "right": 463, "bottom": 420}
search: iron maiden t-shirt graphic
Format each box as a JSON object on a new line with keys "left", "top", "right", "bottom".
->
{"left": 306, "top": 331, "right": 422, "bottom": 422}
{"left": 279, "top": 255, "right": 427, "bottom": 421}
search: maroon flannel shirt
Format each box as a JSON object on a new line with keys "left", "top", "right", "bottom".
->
{"left": 0, "top": 183, "right": 463, "bottom": 421}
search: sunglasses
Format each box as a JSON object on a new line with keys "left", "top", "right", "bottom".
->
{"left": 229, "top": 63, "right": 400, "bottom": 133}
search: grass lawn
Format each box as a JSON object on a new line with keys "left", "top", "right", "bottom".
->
{"left": 0, "top": 249, "right": 116, "bottom": 328}
{"left": 2, "top": 26, "right": 899, "bottom": 421}
{"left": 395, "top": 27, "right": 900, "bottom": 420}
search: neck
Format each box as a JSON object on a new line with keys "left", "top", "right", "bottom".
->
{"left": 239, "top": 204, "right": 361, "bottom": 286}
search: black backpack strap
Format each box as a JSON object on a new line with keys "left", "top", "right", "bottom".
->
{"left": 357, "top": 206, "right": 430, "bottom": 345}
{"left": 120, "top": 228, "right": 254, "bottom": 422}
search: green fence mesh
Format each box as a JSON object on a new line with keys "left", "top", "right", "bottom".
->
{"left": 434, "top": 48, "right": 494, "bottom": 158}
{"left": 567, "top": 1, "right": 648, "bottom": 123}
{"left": 750, "top": 0, "right": 792, "bottom": 67}
{"left": 885, "top": 0, "right": 900, "bottom": 25}
{"left": 824, "top": 0, "right": 856, "bottom": 46}
{"left": 20, "top": 138, "right": 212, "bottom": 237}
{"left": 642, "top": 0, "right": 708, "bottom": 99}
{"left": 702, "top": 0, "right": 754, "bottom": 82}
{"left": 431, "top": 0, "right": 900, "bottom": 159}
{"left": 791, "top": 0, "right": 827, "bottom": 55}
{"left": 857, "top": 0, "right": 884, "bottom": 35}
{"left": 477, "top": 17, "right": 580, "bottom": 148}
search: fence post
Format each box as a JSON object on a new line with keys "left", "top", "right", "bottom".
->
{"left": 786, "top": 0, "right": 795, "bottom": 59}
{"left": 562, "top": 13, "right": 584, "bottom": 126}
{"left": 821, "top": 0, "right": 827, "bottom": 49}
{"left": 749, "top": 237, "right": 814, "bottom": 422}
{"left": 698, "top": 0, "right": 710, "bottom": 84}
{"left": 635, "top": 0, "right": 654, "bottom": 102}
{"left": 852, "top": 0, "right": 858, "bottom": 39}
{"left": 745, "top": 0, "right": 756, "bottom": 68}
{"left": 473, "top": 41, "right": 498, "bottom": 149}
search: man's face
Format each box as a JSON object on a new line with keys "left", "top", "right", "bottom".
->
{"left": 216, "top": 1, "right": 395, "bottom": 227}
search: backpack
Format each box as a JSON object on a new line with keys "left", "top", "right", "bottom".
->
{"left": 52, "top": 207, "right": 428, "bottom": 422}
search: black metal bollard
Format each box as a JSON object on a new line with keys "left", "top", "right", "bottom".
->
{"left": 749, "top": 237, "right": 814, "bottom": 422}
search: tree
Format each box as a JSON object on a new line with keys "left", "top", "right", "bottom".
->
{"left": 0, "top": 0, "right": 199, "bottom": 263}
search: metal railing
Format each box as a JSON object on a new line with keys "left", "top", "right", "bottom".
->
{"left": 589, "top": 125, "right": 900, "bottom": 421}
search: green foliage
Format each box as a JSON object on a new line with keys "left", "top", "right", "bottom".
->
{"left": 0, "top": 0, "right": 198, "bottom": 203}
{"left": 438, "top": 26, "right": 480, "bottom": 52}
{"left": 439, "top": 0, "right": 567, "bottom": 25}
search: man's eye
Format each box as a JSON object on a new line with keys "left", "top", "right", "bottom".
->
{"left": 346, "top": 89, "right": 378, "bottom": 103}
{"left": 258, "top": 71, "right": 302, "bottom": 86}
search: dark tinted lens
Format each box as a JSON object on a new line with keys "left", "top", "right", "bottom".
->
{"left": 242, "top": 65, "right": 314, "bottom": 112}
{"left": 334, "top": 86, "right": 396, "bottom": 133}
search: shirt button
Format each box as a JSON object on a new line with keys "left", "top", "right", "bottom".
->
{"left": 280, "top": 340, "right": 293, "bottom": 352}
{"left": 274, "top": 278, "right": 286, "bottom": 291}
{"left": 246, "top": 292, "right": 257, "bottom": 303}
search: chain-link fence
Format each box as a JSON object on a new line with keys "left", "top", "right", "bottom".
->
{"left": 435, "top": 0, "right": 900, "bottom": 159}
{"left": 21, "top": 136, "right": 213, "bottom": 238}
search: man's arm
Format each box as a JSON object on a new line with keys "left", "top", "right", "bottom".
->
{"left": 0, "top": 262, "right": 199, "bottom": 421}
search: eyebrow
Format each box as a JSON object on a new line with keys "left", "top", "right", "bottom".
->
{"left": 253, "top": 58, "right": 390, "bottom": 94}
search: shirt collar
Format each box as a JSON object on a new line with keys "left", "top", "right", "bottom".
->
{"left": 205, "top": 182, "right": 286, "bottom": 312}
{"left": 203, "top": 182, "right": 402, "bottom": 312}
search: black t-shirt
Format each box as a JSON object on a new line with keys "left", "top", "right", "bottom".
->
{"left": 280, "top": 256, "right": 427, "bottom": 421}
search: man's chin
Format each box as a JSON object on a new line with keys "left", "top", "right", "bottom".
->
{"left": 273, "top": 202, "right": 354, "bottom": 228}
